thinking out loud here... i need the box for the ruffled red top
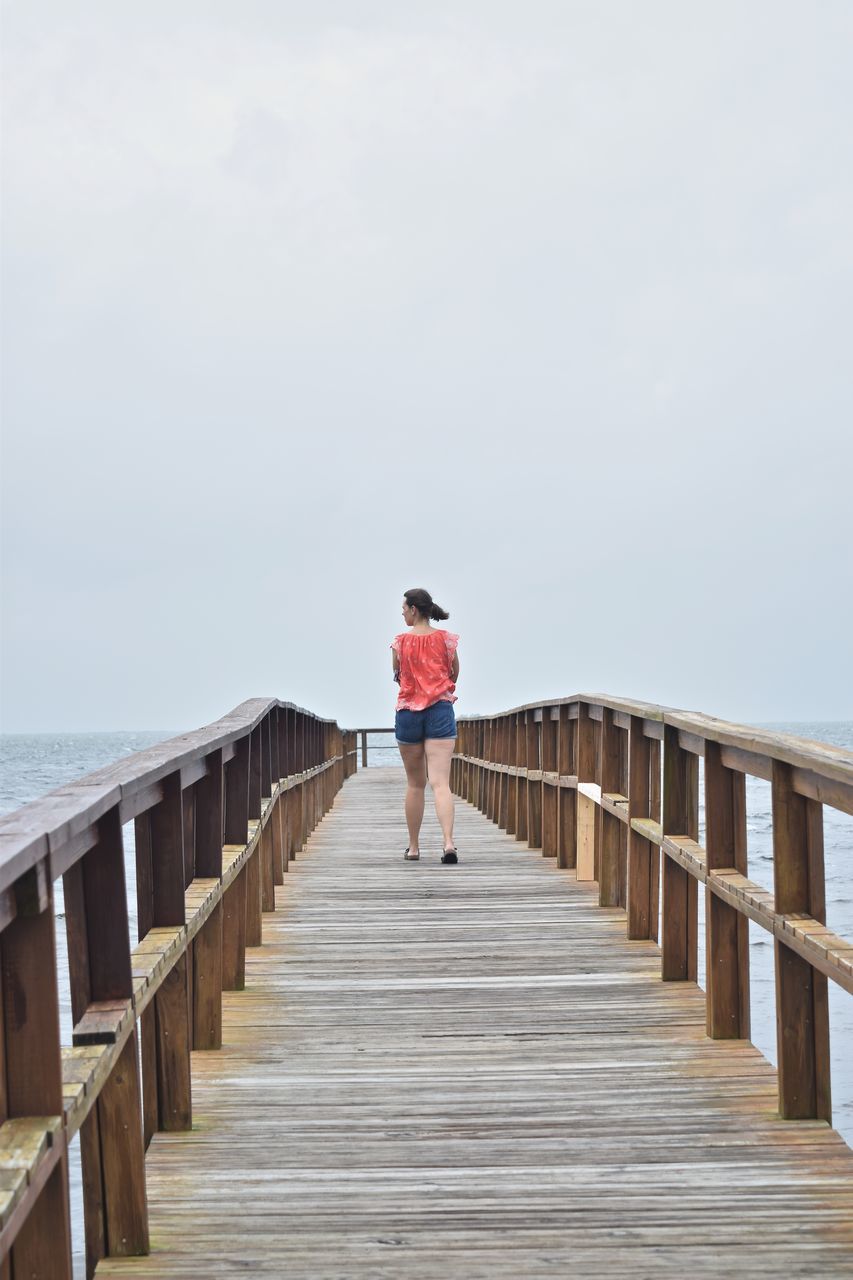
[392,630,459,711]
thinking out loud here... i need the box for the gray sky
[2,1,851,733]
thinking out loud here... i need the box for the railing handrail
[346,727,396,768]
[456,693,853,793]
[0,697,342,894]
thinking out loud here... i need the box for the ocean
[1,723,851,1274]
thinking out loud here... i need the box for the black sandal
[441,849,458,864]
[403,847,420,861]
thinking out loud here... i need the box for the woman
[391,587,460,863]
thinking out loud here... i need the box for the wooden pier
[1,696,852,1276]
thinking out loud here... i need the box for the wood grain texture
[97,1030,148,1256]
[96,769,853,1279]
[661,726,698,982]
[154,952,191,1132]
[192,902,223,1050]
[705,742,750,1039]
[772,763,831,1121]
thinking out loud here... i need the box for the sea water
[1,724,851,1274]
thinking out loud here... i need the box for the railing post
[772,761,831,1120]
[505,716,517,834]
[293,713,305,853]
[473,721,482,812]
[526,711,542,849]
[271,715,286,887]
[222,734,249,992]
[576,702,597,881]
[515,713,529,842]
[495,717,506,830]
[481,721,494,819]
[661,726,698,981]
[193,750,224,1050]
[245,725,263,945]
[260,717,276,914]
[598,709,624,905]
[541,708,558,858]
[64,807,148,1269]
[2,863,73,1279]
[281,709,295,863]
[557,704,576,870]
[627,717,656,938]
[704,742,749,1039]
[148,771,191,1132]
[361,731,368,770]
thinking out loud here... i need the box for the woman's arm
[451,653,460,682]
[391,649,400,681]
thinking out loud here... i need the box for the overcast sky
[1,1,851,734]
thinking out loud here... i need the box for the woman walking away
[392,588,460,864]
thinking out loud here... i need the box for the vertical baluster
[309,739,316,833]
[292,713,305,855]
[64,808,148,1270]
[495,717,506,830]
[462,724,467,799]
[557,705,576,870]
[482,721,492,821]
[471,721,479,808]
[598,709,623,904]
[627,718,655,938]
[282,711,294,864]
[541,708,558,858]
[649,736,661,941]
[182,783,195,1044]
[704,742,749,1039]
[245,725,263,945]
[149,772,191,1131]
[516,713,529,842]
[486,720,495,822]
[133,812,157,1146]
[222,735,249,992]
[526,712,542,849]
[259,717,276,913]
[193,750,224,1050]
[772,762,831,1120]
[661,726,698,981]
[269,710,286,886]
[506,716,518,836]
[576,703,596,881]
[2,860,73,1279]
[493,719,502,824]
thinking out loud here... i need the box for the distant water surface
[1,722,851,1274]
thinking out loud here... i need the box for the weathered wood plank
[96,769,853,1279]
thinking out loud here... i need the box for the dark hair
[404,587,449,622]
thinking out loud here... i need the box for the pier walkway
[98,767,853,1279]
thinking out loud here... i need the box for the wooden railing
[349,728,396,768]
[451,695,853,1125]
[0,699,357,1279]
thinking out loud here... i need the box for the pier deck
[97,767,853,1278]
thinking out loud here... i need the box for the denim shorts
[395,700,457,745]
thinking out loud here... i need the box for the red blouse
[392,630,459,711]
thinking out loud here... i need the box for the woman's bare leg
[398,742,427,852]
[424,738,457,851]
